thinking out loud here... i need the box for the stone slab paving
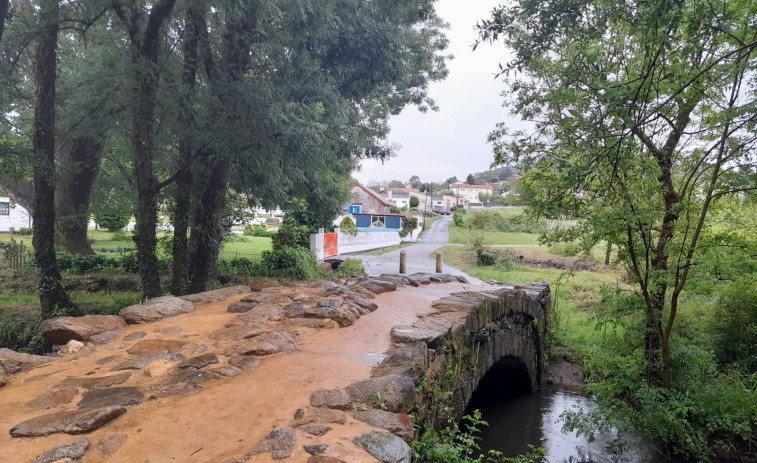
[0,275,499,463]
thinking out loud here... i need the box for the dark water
[465,385,679,463]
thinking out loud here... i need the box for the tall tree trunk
[55,137,104,255]
[188,155,229,293]
[132,65,161,298]
[604,242,612,265]
[32,0,75,318]
[187,8,256,292]
[114,0,178,299]
[171,2,205,294]
[0,0,9,44]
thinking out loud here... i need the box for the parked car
[433,208,450,215]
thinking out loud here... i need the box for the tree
[31,0,75,317]
[409,196,420,208]
[408,175,421,189]
[478,193,490,206]
[465,174,475,184]
[478,0,757,388]
[112,0,178,298]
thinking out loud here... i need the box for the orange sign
[324,233,338,258]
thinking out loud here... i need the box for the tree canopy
[478,0,757,388]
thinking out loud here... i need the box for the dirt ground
[0,282,474,463]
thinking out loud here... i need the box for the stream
[465,384,679,463]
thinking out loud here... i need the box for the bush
[17,227,33,235]
[261,246,320,280]
[244,225,271,237]
[453,209,465,227]
[333,258,366,277]
[0,310,45,354]
[216,257,261,276]
[709,279,757,373]
[399,217,419,238]
[96,213,130,232]
[56,251,110,274]
[339,216,356,230]
[111,230,130,242]
[271,222,311,250]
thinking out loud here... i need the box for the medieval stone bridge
[0,274,549,463]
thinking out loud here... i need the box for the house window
[349,205,361,214]
[371,216,386,228]
[0,202,9,216]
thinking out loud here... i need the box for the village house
[0,197,32,233]
[450,183,493,207]
[346,183,392,215]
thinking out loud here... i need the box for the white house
[0,197,32,232]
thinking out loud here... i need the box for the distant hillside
[465,165,518,184]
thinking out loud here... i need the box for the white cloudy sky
[354,0,518,185]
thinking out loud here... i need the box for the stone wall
[350,185,391,214]
[393,281,550,429]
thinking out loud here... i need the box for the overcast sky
[353,0,517,186]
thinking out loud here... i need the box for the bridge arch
[405,282,550,429]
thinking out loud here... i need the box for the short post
[435,251,443,273]
[467,226,471,245]
[399,250,407,274]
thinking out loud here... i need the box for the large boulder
[41,315,127,345]
[10,405,127,437]
[353,433,411,463]
[119,296,194,324]
[345,376,415,413]
[0,348,53,375]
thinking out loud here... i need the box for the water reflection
[465,386,677,463]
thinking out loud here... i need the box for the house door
[324,232,338,258]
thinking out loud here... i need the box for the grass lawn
[448,225,543,246]
[219,236,272,260]
[440,245,627,361]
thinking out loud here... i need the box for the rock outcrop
[40,315,127,345]
[119,296,194,324]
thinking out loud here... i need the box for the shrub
[333,258,366,277]
[111,230,130,242]
[453,210,465,227]
[96,213,130,232]
[709,279,757,373]
[243,225,270,237]
[0,310,45,354]
[261,246,320,280]
[216,257,261,276]
[271,222,311,250]
[17,227,32,235]
[56,251,110,274]
[399,217,419,238]
[339,216,356,230]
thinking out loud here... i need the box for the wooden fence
[0,238,28,270]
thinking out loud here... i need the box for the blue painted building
[354,213,406,232]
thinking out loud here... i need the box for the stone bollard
[399,250,407,274]
[435,251,443,273]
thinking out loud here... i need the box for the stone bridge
[0,274,549,463]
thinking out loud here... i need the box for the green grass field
[448,226,543,245]
[219,236,272,260]
[440,245,625,359]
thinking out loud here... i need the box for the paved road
[349,216,486,285]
